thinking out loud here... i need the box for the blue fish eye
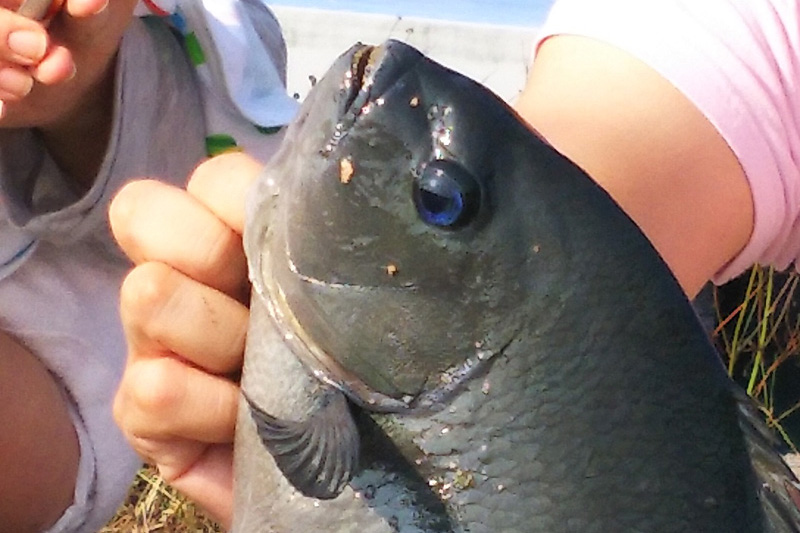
[413,160,480,228]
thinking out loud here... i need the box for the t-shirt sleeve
[536,0,800,283]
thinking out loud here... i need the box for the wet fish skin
[234,40,800,532]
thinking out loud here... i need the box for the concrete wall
[270,6,541,104]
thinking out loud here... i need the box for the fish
[232,39,800,532]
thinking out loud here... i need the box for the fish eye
[413,160,480,228]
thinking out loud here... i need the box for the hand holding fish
[109,152,263,528]
[227,39,799,532]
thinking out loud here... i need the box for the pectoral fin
[244,389,360,499]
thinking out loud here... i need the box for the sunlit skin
[517,36,753,299]
[0,0,138,530]
[110,35,755,527]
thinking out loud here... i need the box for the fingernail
[93,0,109,16]
[0,67,33,98]
[8,30,47,63]
[0,100,6,121]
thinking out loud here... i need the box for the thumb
[63,0,107,17]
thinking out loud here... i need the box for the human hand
[0,0,140,190]
[109,152,263,528]
[0,0,131,123]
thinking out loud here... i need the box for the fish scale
[233,40,800,532]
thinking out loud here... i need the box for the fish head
[245,40,572,412]
[237,40,800,533]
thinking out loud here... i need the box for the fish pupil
[413,160,480,228]
[418,187,464,226]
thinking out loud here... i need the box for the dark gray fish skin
[233,39,800,532]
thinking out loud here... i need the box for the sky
[269,0,555,28]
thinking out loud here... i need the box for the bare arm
[0,330,79,532]
[515,35,754,298]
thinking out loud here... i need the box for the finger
[110,179,249,300]
[127,436,207,480]
[62,0,106,18]
[164,443,234,530]
[122,439,234,529]
[1,13,48,65]
[0,63,32,99]
[114,355,239,443]
[186,151,264,235]
[120,261,248,374]
[29,42,73,84]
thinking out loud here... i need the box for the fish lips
[288,40,427,161]
[334,40,427,131]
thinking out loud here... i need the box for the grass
[100,266,800,531]
[101,466,223,533]
[713,265,800,451]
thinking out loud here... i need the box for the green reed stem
[728,266,759,376]
[747,266,774,396]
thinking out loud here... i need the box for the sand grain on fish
[340,158,354,184]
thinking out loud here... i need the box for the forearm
[0,330,79,532]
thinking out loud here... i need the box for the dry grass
[101,466,223,533]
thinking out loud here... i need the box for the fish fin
[244,389,360,500]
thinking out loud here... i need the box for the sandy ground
[271,5,540,104]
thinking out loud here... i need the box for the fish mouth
[341,45,377,115]
[331,41,424,142]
